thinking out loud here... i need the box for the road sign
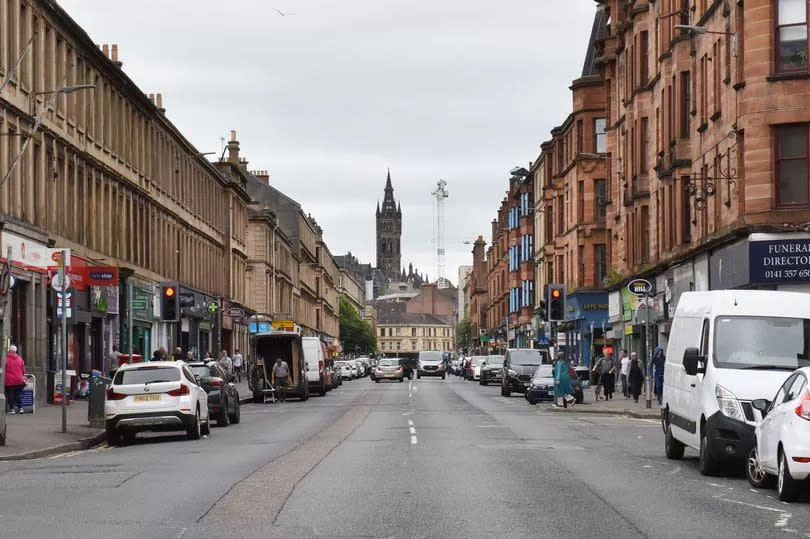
[227,307,245,319]
[51,273,71,292]
[627,278,653,297]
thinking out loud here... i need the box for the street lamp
[675,25,737,55]
[1,84,96,188]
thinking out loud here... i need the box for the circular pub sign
[227,307,245,320]
[627,278,653,297]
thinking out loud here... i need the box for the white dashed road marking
[411,435,418,445]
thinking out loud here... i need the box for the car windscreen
[114,366,181,385]
[509,350,542,365]
[190,366,212,379]
[714,316,810,370]
[471,357,488,366]
[419,351,444,362]
[379,360,399,367]
[533,365,554,378]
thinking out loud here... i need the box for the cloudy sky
[60,0,596,284]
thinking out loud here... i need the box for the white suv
[105,361,210,445]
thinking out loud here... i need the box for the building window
[775,124,809,207]
[640,31,650,85]
[395,327,401,336]
[640,117,649,172]
[594,244,607,285]
[680,71,691,137]
[396,342,401,351]
[577,180,584,222]
[594,118,607,153]
[578,245,585,286]
[776,0,808,73]
[641,206,650,263]
[576,119,584,153]
[556,195,564,233]
[411,340,416,350]
[595,179,606,219]
[411,328,416,337]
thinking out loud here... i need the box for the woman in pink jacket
[5,345,25,414]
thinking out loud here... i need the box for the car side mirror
[682,347,704,376]
[503,360,508,367]
[752,399,770,415]
[194,374,202,385]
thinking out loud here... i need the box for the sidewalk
[550,387,662,419]
[0,400,103,461]
[0,379,254,461]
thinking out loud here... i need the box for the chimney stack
[238,157,249,171]
[250,170,270,185]
[148,93,155,105]
[156,93,165,113]
[227,130,240,165]
[102,44,109,58]
[111,44,122,67]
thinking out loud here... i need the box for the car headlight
[508,369,518,378]
[715,384,745,422]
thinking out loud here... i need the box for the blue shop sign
[750,239,810,284]
[249,322,272,334]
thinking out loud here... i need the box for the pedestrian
[629,352,644,403]
[173,347,183,362]
[652,346,665,405]
[109,345,121,378]
[218,350,233,379]
[233,349,243,383]
[5,345,25,414]
[185,351,194,362]
[152,348,164,362]
[271,357,290,402]
[591,355,603,400]
[599,353,617,400]
[553,352,575,408]
[619,349,630,398]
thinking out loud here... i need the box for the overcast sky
[59,0,596,285]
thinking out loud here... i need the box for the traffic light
[160,283,179,322]
[547,284,566,321]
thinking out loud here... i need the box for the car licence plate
[547,391,555,396]
[134,394,161,402]
[384,374,395,378]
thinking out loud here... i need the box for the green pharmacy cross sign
[207,301,219,314]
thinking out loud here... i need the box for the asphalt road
[2,375,810,538]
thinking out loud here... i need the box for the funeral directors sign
[750,238,810,284]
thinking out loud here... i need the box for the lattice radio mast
[432,179,449,288]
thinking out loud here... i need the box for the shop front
[178,287,217,360]
[561,292,609,367]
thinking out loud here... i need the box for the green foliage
[602,267,626,289]
[339,296,377,355]
[456,316,472,352]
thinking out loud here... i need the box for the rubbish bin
[88,375,111,428]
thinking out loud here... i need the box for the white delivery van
[662,290,810,475]
[302,337,327,396]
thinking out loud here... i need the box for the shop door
[90,318,103,372]
[200,331,210,359]
[133,326,151,359]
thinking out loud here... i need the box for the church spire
[385,168,392,191]
[381,169,396,213]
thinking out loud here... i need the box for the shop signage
[227,307,245,319]
[1,231,70,270]
[207,301,219,314]
[179,292,195,308]
[249,322,272,334]
[582,303,609,310]
[627,278,654,297]
[272,319,295,331]
[131,287,152,320]
[749,238,810,284]
[87,267,119,286]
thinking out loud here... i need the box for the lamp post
[1,84,95,189]
[675,24,737,55]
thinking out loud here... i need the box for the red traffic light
[164,287,175,297]
[551,289,561,299]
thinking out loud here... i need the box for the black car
[501,349,547,396]
[189,361,241,426]
[479,356,505,386]
[525,364,585,405]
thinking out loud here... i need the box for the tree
[456,316,472,354]
[339,296,377,355]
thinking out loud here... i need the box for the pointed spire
[385,168,392,190]
[408,262,413,275]
[381,169,396,213]
[376,200,380,216]
[397,201,401,215]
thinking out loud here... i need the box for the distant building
[457,265,472,318]
[376,169,402,283]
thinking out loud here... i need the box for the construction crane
[432,179,449,288]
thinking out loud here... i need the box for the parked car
[417,351,446,379]
[105,361,211,445]
[479,356,505,385]
[747,367,810,501]
[466,356,488,381]
[374,358,405,382]
[501,349,547,397]
[303,336,328,396]
[662,290,806,476]
[336,360,354,380]
[525,365,556,404]
[189,361,241,426]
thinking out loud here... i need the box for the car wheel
[218,401,230,427]
[106,425,121,446]
[229,401,241,424]
[503,386,511,397]
[664,414,685,460]
[187,409,202,440]
[201,418,211,436]
[320,383,326,397]
[575,390,584,404]
[122,431,136,444]
[442,374,446,380]
[527,397,537,405]
[481,380,487,386]
[399,378,404,383]
[417,374,421,379]
[746,444,774,489]
[778,449,802,502]
[698,426,718,476]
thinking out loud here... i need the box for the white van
[662,290,810,475]
[302,337,327,396]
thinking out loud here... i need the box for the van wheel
[778,449,802,502]
[746,444,774,488]
[664,416,685,460]
[699,427,718,475]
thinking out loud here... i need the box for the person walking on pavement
[619,349,630,398]
[652,347,666,405]
[109,345,121,378]
[271,357,290,402]
[5,345,25,414]
[232,349,244,383]
[173,347,183,362]
[591,354,603,400]
[553,352,574,408]
[185,351,194,362]
[598,353,617,400]
[629,352,645,403]
[218,350,233,379]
